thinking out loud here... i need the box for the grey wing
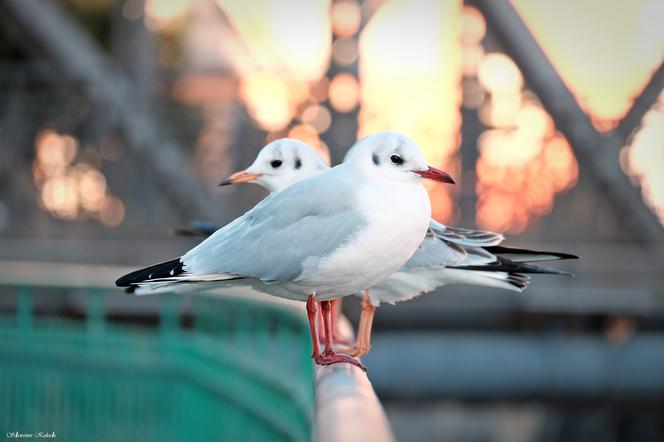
[182,170,366,282]
[428,219,504,247]
[403,234,496,271]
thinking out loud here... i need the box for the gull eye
[390,155,404,165]
[270,159,283,168]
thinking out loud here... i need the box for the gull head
[344,131,456,185]
[219,138,329,193]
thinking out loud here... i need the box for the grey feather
[428,220,504,247]
[182,167,367,283]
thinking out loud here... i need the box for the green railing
[0,284,314,442]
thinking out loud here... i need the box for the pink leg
[318,307,327,343]
[329,299,337,342]
[330,299,352,346]
[306,295,321,359]
[350,290,376,357]
[321,300,335,356]
[314,300,366,372]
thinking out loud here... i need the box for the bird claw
[349,344,371,358]
[314,353,367,372]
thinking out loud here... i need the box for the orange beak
[219,170,263,186]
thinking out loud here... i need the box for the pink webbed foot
[314,353,367,372]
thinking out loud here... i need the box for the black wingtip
[450,257,575,277]
[116,258,184,287]
[484,245,579,261]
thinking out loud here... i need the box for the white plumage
[117,133,446,302]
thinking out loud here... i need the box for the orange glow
[424,175,457,222]
[41,175,79,220]
[461,6,486,45]
[621,91,664,224]
[99,196,126,227]
[313,141,332,167]
[217,0,331,82]
[516,100,553,137]
[77,166,108,212]
[35,129,78,177]
[145,0,189,30]
[33,128,125,226]
[329,73,360,113]
[460,6,486,79]
[332,1,362,38]
[240,72,294,131]
[461,44,485,77]
[286,125,332,166]
[512,0,664,130]
[478,53,523,95]
[309,77,330,103]
[476,130,577,233]
[472,47,578,232]
[215,0,332,131]
[478,93,521,128]
[288,124,320,146]
[359,0,462,222]
[300,104,332,133]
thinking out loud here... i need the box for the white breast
[300,179,431,300]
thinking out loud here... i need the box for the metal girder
[475,0,664,243]
[0,0,218,221]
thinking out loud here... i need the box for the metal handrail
[315,363,394,442]
[313,312,394,442]
[1,263,397,441]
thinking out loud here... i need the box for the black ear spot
[372,153,380,165]
[295,158,302,169]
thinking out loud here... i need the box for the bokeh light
[461,6,579,233]
[240,72,294,131]
[332,38,359,66]
[461,5,486,46]
[473,52,578,233]
[216,0,332,131]
[478,53,524,96]
[460,6,487,105]
[41,175,79,220]
[300,104,332,133]
[331,1,362,38]
[33,128,124,226]
[329,73,360,113]
[288,124,320,147]
[99,196,126,227]
[287,124,331,166]
[145,0,189,30]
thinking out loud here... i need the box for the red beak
[413,166,456,184]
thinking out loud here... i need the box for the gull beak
[412,166,456,184]
[219,170,263,186]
